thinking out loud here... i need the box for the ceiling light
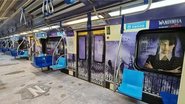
[17,25,60,35]
[39,25,60,31]
[51,25,60,29]
[20,32,27,35]
[63,15,104,25]
[40,27,50,31]
[109,0,185,17]
[0,17,8,20]
[33,29,40,32]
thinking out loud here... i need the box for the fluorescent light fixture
[51,25,60,29]
[13,34,19,36]
[33,29,40,32]
[20,32,27,35]
[39,25,60,31]
[63,15,104,25]
[109,0,185,17]
[17,25,60,35]
[0,17,8,20]
[20,31,32,35]
[26,31,33,34]
[40,27,50,31]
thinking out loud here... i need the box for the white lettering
[158,19,182,25]
[27,85,45,97]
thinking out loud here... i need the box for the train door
[77,29,105,86]
[77,32,88,80]
[90,30,105,86]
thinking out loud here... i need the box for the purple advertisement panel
[94,36,104,62]
[121,32,136,69]
[50,32,57,37]
[105,32,136,81]
[47,29,65,37]
[65,27,75,37]
[150,17,185,29]
[47,29,58,37]
[105,41,119,75]
[66,30,74,37]
[78,36,86,60]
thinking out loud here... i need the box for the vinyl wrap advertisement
[90,34,105,85]
[66,29,76,71]
[105,17,185,95]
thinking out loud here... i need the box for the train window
[46,41,56,54]
[93,35,104,63]
[135,28,185,75]
[78,36,86,60]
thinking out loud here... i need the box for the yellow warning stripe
[78,30,105,36]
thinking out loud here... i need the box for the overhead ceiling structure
[0,0,167,37]
[0,0,31,36]
[0,0,29,24]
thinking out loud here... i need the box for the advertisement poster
[105,21,149,82]
[137,32,183,75]
[66,37,75,54]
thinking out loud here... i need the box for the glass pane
[94,36,104,62]
[78,36,86,60]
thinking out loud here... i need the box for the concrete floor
[0,53,144,104]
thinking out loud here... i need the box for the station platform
[0,53,146,104]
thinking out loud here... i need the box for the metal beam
[1,0,17,17]
[0,17,8,20]
[45,2,85,19]
[0,0,33,29]
[0,0,7,15]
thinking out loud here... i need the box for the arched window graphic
[135,28,185,76]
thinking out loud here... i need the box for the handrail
[20,8,27,25]
[42,0,45,15]
[28,41,35,56]
[29,41,35,51]
[5,40,9,49]
[113,0,153,91]
[0,0,32,29]
[55,54,66,64]
[16,38,25,56]
[10,40,14,49]
[42,0,54,16]
[49,0,54,14]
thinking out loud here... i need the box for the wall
[178,53,185,104]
